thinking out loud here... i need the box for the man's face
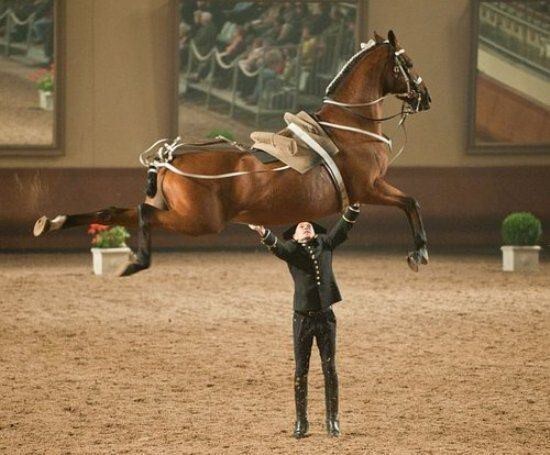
[293,222,315,243]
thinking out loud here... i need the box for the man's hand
[248,224,266,236]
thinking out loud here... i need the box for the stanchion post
[255,65,264,128]
[293,44,302,113]
[25,13,35,56]
[5,12,12,57]
[230,62,238,118]
[205,52,215,108]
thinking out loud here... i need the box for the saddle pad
[250,111,339,174]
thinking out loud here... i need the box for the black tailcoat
[260,206,360,312]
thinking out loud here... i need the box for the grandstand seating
[179,3,357,127]
[479,1,549,77]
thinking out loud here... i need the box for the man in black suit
[249,204,360,438]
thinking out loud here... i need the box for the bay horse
[34,31,431,276]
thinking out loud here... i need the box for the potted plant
[88,224,132,276]
[29,66,54,111]
[501,212,542,272]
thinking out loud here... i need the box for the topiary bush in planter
[501,212,542,272]
[501,212,542,246]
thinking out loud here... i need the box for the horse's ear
[388,30,398,47]
[374,31,385,44]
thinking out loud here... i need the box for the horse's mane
[325,39,387,96]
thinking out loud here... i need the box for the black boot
[326,417,340,437]
[324,370,340,437]
[293,374,309,439]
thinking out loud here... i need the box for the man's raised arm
[325,204,361,249]
[249,224,294,261]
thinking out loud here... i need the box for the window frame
[468,0,550,155]
[0,0,65,157]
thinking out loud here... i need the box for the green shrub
[206,129,235,141]
[89,225,130,248]
[501,212,542,246]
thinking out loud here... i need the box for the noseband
[393,48,424,113]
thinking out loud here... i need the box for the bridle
[319,40,425,165]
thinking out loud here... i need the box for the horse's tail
[145,166,157,198]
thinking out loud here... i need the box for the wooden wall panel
[2,167,548,251]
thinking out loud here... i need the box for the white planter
[501,246,541,272]
[91,247,132,276]
[38,90,54,111]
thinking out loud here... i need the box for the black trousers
[293,308,338,420]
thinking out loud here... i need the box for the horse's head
[377,30,431,112]
[325,30,431,113]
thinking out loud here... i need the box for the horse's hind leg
[33,206,138,236]
[35,203,161,277]
[118,203,154,277]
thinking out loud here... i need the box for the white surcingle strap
[139,137,290,179]
[317,121,393,148]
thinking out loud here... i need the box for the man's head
[293,222,315,243]
[283,221,326,241]
[200,11,212,26]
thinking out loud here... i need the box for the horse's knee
[96,206,128,223]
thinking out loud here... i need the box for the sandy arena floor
[0,251,548,454]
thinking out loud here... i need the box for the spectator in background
[250,2,281,37]
[193,0,224,29]
[276,2,306,45]
[244,47,284,105]
[237,37,267,98]
[187,11,217,81]
[178,21,192,68]
[300,25,318,69]
[193,11,217,56]
[217,20,238,48]
[280,25,317,91]
[219,25,246,64]
[310,2,331,36]
[30,0,53,44]
[262,16,283,45]
[322,7,344,38]
[238,36,266,73]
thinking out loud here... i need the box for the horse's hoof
[117,261,146,277]
[407,253,419,272]
[420,247,429,265]
[33,216,51,237]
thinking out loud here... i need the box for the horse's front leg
[362,178,429,272]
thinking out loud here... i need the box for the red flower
[87,224,109,235]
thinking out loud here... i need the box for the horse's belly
[232,166,340,225]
